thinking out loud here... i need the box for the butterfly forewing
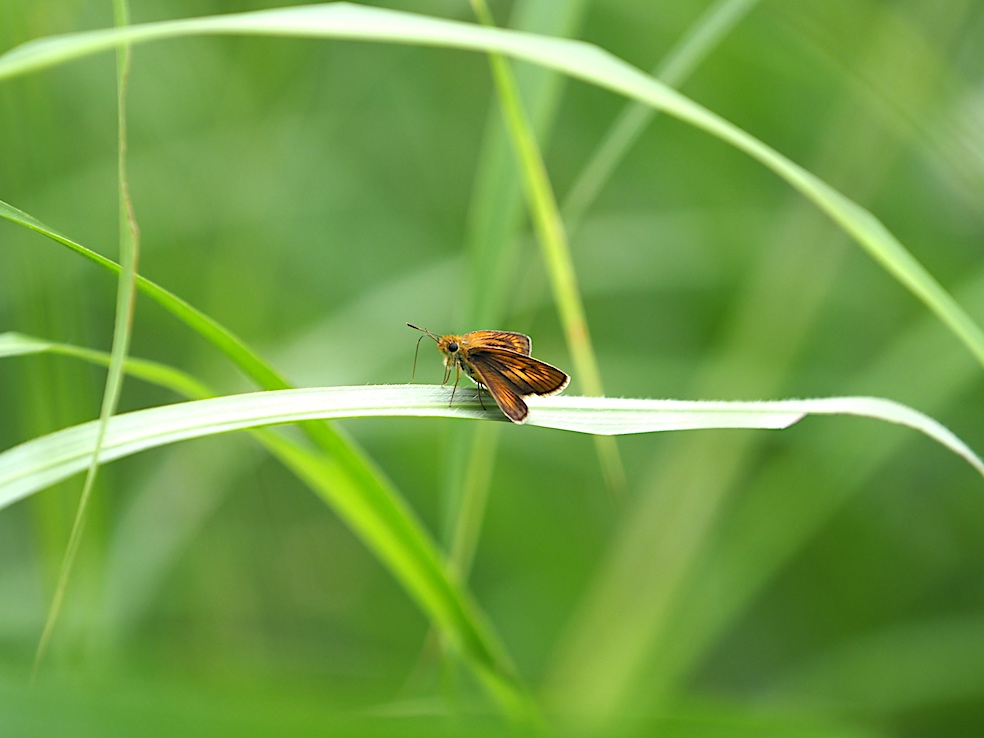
[461,330,532,356]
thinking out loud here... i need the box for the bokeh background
[2,0,984,735]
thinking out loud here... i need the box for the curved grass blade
[0,199,287,392]
[446,0,590,596]
[468,0,625,495]
[562,0,760,226]
[444,0,758,598]
[1,3,979,369]
[643,273,984,712]
[0,336,534,722]
[31,1,141,681]
[2,386,979,516]
[0,332,211,399]
[0,201,422,686]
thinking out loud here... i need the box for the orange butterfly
[408,324,570,424]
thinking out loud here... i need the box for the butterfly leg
[448,363,460,408]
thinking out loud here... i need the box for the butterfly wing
[469,363,530,423]
[474,350,570,396]
[467,349,570,424]
[461,330,532,356]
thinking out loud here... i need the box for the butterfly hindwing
[470,363,530,423]
[467,348,569,423]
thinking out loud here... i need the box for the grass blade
[1,3,978,369]
[446,0,588,596]
[469,0,625,495]
[0,199,287,391]
[30,1,140,680]
[0,335,534,721]
[562,0,760,226]
[2,386,979,514]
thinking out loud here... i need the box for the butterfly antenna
[406,323,438,340]
[407,323,440,382]
[410,334,427,382]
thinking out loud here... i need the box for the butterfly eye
[447,341,458,353]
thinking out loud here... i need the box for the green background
[2,0,983,735]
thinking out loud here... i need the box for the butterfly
[407,324,570,424]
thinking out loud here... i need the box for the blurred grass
[0,212,536,720]
[1,0,983,735]
[29,0,140,682]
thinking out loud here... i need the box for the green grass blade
[0,332,211,401]
[2,387,979,514]
[0,204,418,610]
[469,0,625,495]
[462,0,586,330]
[0,199,288,391]
[443,0,590,656]
[0,202,424,601]
[469,0,602,400]
[447,0,588,586]
[2,3,978,368]
[253,431,536,723]
[562,0,760,226]
[31,2,140,680]
[633,271,984,708]
[0,335,534,721]
[0,192,538,714]
[1,195,537,716]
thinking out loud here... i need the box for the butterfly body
[408,325,569,424]
[435,330,530,386]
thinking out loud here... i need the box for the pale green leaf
[2,386,980,516]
